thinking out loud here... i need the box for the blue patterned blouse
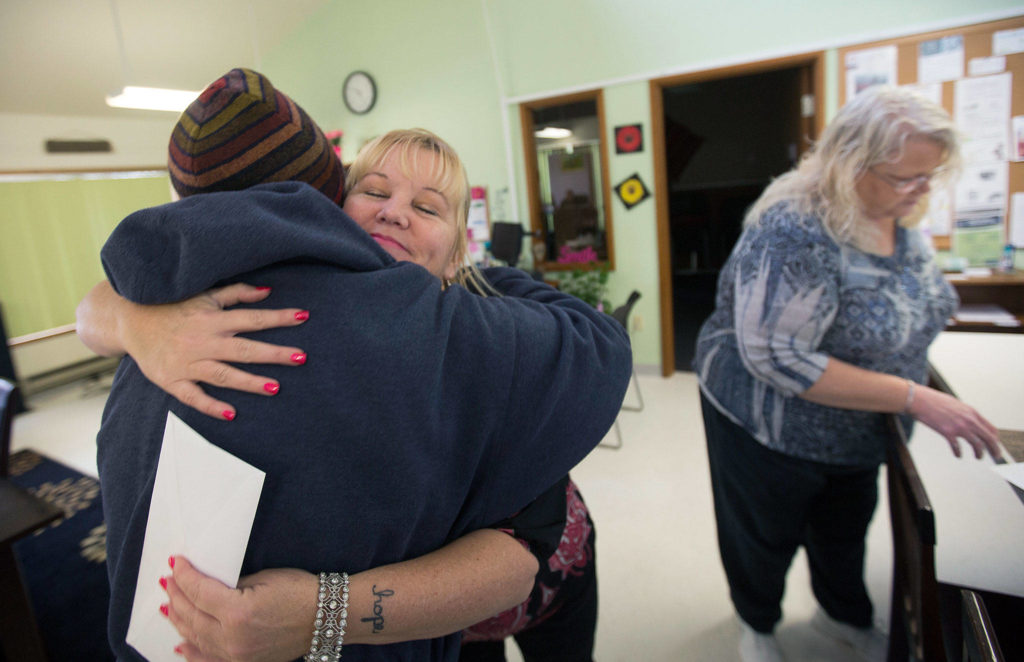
[694,202,958,466]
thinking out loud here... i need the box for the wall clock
[342,71,377,115]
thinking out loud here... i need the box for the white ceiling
[0,0,330,119]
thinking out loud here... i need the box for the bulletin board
[839,14,1024,255]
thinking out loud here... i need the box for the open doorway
[650,54,824,374]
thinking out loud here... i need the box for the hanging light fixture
[534,126,573,139]
[105,0,199,112]
[105,86,201,112]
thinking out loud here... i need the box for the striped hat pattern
[168,68,344,204]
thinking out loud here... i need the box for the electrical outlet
[632,314,643,332]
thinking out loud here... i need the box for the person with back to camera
[693,85,1003,662]
[77,69,630,661]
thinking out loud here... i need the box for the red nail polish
[294,310,310,321]
[174,644,183,655]
[264,382,280,395]
[159,576,168,590]
[255,286,272,291]
[168,555,175,569]
[291,352,307,365]
[222,410,236,421]
[160,604,169,617]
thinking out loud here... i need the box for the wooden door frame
[649,51,826,376]
[518,88,616,272]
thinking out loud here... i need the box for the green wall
[0,176,171,338]
[262,0,508,190]
[6,1,1019,366]
[259,0,1021,369]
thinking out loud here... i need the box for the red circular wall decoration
[615,124,643,154]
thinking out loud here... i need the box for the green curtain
[0,174,170,338]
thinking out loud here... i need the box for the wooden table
[915,331,1024,655]
[1000,429,1024,463]
[945,270,1024,333]
[905,426,1024,598]
[920,333,1024,593]
[0,478,63,661]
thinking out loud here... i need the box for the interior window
[520,91,614,270]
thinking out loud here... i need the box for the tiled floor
[11,369,892,661]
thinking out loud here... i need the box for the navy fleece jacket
[97,182,631,661]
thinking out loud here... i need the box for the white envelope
[992,461,1024,491]
[126,411,265,661]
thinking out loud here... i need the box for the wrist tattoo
[362,584,394,634]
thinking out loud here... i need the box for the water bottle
[1000,244,1015,272]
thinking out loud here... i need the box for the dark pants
[459,526,598,662]
[701,393,878,633]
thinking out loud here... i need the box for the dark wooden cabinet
[946,270,1024,333]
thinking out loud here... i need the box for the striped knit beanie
[168,68,344,204]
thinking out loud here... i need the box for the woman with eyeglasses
[693,85,1002,662]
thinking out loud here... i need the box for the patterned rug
[5,449,114,661]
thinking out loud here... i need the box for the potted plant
[556,245,611,311]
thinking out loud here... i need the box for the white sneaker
[738,617,786,662]
[811,608,887,661]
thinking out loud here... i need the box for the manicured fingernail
[160,604,169,617]
[291,352,307,365]
[168,555,175,569]
[222,410,236,421]
[255,286,272,291]
[174,645,183,655]
[264,382,280,395]
[295,310,310,321]
[159,576,168,590]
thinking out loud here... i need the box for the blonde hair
[345,128,493,293]
[745,85,960,250]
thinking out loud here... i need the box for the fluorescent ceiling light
[535,126,572,139]
[105,86,200,112]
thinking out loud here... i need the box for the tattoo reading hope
[362,585,395,634]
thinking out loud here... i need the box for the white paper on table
[992,462,1024,491]
[954,303,1018,325]
[126,412,265,662]
[919,35,964,83]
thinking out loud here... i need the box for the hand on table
[908,385,1003,461]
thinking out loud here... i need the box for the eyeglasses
[869,167,945,194]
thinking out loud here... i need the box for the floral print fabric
[694,202,957,466]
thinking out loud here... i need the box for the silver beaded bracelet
[305,572,349,662]
[903,379,916,413]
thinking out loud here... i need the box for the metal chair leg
[600,418,623,450]
[620,366,644,412]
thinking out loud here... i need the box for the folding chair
[602,291,643,449]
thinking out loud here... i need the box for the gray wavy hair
[745,85,961,250]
